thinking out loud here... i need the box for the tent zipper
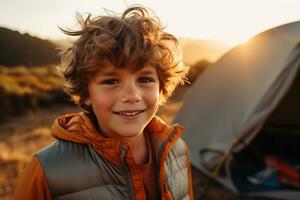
[120,145,134,200]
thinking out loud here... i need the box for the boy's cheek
[147,97,160,112]
[144,90,160,103]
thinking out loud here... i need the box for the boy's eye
[101,79,119,85]
[138,77,155,83]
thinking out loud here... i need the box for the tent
[173,21,300,200]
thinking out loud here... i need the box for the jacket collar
[51,111,184,166]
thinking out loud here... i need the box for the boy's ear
[84,97,91,106]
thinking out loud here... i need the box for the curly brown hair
[59,6,188,110]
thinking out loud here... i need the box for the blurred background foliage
[0,65,70,122]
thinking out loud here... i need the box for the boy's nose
[120,82,141,104]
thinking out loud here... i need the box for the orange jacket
[14,112,193,200]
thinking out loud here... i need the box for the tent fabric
[173,21,300,199]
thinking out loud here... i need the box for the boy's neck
[123,131,149,165]
[87,111,149,164]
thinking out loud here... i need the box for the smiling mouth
[113,110,145,117]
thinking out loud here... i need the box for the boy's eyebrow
[138,69,157,75]
[95,70,118,77]
[94,68,156,77]
[101,71,118,76]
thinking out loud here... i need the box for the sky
[1,0,300,46]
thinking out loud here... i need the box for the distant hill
[180,38,230,66]
[0,27,60,67]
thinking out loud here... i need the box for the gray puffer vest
[36,127,192,200]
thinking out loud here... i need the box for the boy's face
[85,62,160,139]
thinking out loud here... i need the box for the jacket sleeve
[13,156,52,200]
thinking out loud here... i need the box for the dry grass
[0,105,80,199]
[0,65,63,95]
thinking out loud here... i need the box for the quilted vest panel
[36,140,129,200]
[164,138,191,200]
[36,137,191,200]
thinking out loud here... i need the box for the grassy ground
[0,105,80,199]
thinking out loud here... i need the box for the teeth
[119,111,139,116]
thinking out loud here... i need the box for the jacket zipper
[157,127,178,194]
[120,146,134,200]
[157,127,178,175]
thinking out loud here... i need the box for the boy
[14,6,193,200]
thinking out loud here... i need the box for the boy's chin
[114,128,145,139]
